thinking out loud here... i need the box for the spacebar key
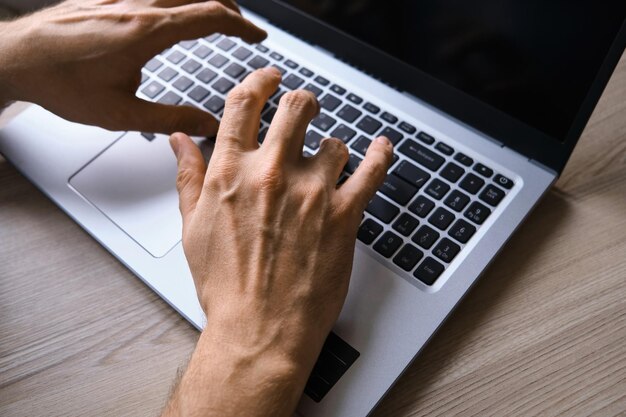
[366,194,400,224]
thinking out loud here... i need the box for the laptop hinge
[528,158,558,176]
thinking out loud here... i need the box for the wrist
[0,21,29,105]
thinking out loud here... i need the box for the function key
[435,142,454,156]
[479,184,505,206]
[363,102,380,114]
[356,116,382,135]
[464,201,491,225]
[285,59,299,69]
[381,112,398,124]
[347,93,363,104]
[416,131,435,145]
[440,162,465,183]
[433,238,460,263]
[399,122,416,134]
[232,46,253,61]
[414,257,445,285]
[357,219,383,244]
[337,104,363,123]
[247,55,270,69]
[270,51,284,61]
[320,94,342,111]
[379,127,403,145]
[409,195,435,218]
[393,213,420,236]
[428,207,455,230]
[366,194,400,224]
[448,219,476,244]
[393,244,424,271]
[314,75,330,85]
[299,67,314,77]
[331,84,347,95]
[373,232,403,258]
[412,225,439,249]
[454,152,474,167]
[216,37,236,51]
[494,174,514,189]
[473,163,494,178]
[459,173,485,195]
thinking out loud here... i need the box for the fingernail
[376,136,391,146]
[169,135,180,157]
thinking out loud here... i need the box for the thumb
[170,132,206,224]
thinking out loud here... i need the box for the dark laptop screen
[277,0,626,142]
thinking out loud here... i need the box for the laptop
[1,1,625,415]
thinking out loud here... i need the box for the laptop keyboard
[138,34,516,288]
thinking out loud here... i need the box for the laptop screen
[276,0,626,143]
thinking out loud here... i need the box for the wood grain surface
[1,54,625,417]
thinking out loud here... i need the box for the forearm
[162,327,313,417]
[0,20,27,107]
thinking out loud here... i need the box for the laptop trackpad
[69,132,213,258]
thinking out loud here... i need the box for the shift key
[399,139,445,171]
[366,194,400,224]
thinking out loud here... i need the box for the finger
[337,136,394,210]
[153,0,240,14]
[263,90,320,162]
[159,2,266,47]
[114,95,219,136]
[310,138,349,185]
[170,132,207,223]
[217,67,282,152]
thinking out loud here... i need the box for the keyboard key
[144,58,163,72]
[351,136,371,156]
[196,68,218,84]
[248,55,270,69]
[414,257,445,285]
[270,51,284,61]
[379,127,403,145]
[299,67,314,77]
[275,58,294,69]
[428,207,455,230]
[363,102,380,114]
[433,238,460,263]
[188,85,210,102]
[494,174,514,189]
[358,219,383,244]
[399,122,416,134]
[474,163,494,178]
[272,89,286,104]
[448,219,476,244]
[366,194,399,224]
[337,105,362,123]
[398,140,445,171]
[393,244,423,271]
[255,44,269,53]
[435,142,454,156]
[331,84,346,95]
[356,116,382,135]
[206,33,221,43]
[282,74,305,90]
[393,160,430,189]
[454,152,474,167]
[416,131,435,145]
[141,132,155,141]
[179,40,197,50]
[141,80,165,98]
[424,178,450,200]
[173,76,194,92]
[216,37,236,51]
[479,184,505,206]
[344,154,363,174]
[232,46,253,61]
[330,125,356,143]
[258,127,269,144]
[262,107,277,124]
[203,96,225,113]
[304,83,323,97]
[314,75,329,86]
[166,50,185,64]
[181,59,202,74]
[140,72,148,85]
[381,112,398,124]
[393,213,419,236]
[157,91,182,105]
[224,62,246,79]
[459,173,485,194]
[409,195,435,218]
[212,77,235,94]
[208,53,229,68]
[311,113,337,132]
[444,190,470,212]
[412,225,439,249]
[305,130,323,150]
[374,232,403,258]
[464,201,491,225]
[379,174,418,205]
[347,93,363,104]
[440,162,465,183]
[158,67,179,82]
[320,94,342,111]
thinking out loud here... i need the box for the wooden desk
[1,55,625,416]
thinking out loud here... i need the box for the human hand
[0,0,265,135]
[165,67,393,415]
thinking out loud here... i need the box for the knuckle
[323,138,349,159]
[254,163,286,193]
[176,167,197,192]
[205,2,228,18]
[280,90,318,113]
[227,86,263,109]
